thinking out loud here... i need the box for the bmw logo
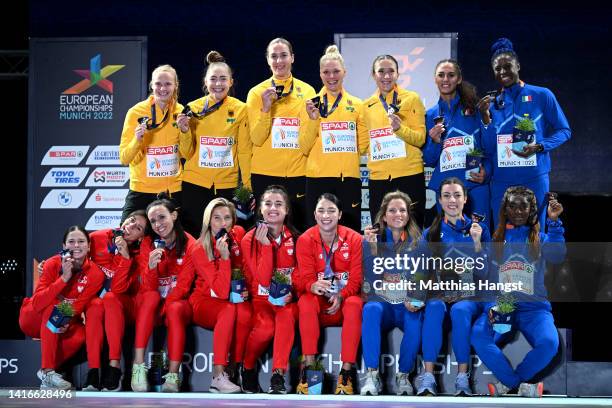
[58,191,72,206]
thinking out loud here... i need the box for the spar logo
[63,54,125,94]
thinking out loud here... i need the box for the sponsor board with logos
[85,166,129,187]
[85,145,121,165]
[40,189,89,209]
[40,167,89,187]
[85,211,122,230]
[41,146,89,165]
[84,189,129,209]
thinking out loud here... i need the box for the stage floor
[1,392,612,407]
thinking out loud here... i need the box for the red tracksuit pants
[243,298,297,371]
[297,293,363,363]
[19,298,86,370]
[85,292,137,368]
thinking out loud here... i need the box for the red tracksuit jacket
[295,225,363,299]
[32,255,105,316]
[241,225,298,299]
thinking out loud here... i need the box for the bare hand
[403,300,423,312]
[476,96,492,125]
[56,323,70,334]
[283,292,293,304]
[326,294,342,315]
[37,259,46,277]
[513,144,539,158]
[547,199,563,221]
[241,289,250,302]
[363,225,378,243]
[488,308,495,325]
[429,123,445,144]
[216,235,230,260]
[388,113,401,132]
[115,236,130,259]
[305,99,320,120]
[148,248,164,269]
[261,87,277,113]
[135,123,147,142]
[254,223,271,246]
[468,164,486,184]
[61,256,74,283]
[176,113,190,133]
[470,222,483,244]
[311,279,331,296]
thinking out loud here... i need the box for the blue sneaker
[454,372,472,396]
[415,372,436,396]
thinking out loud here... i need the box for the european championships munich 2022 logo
[59,54,125,121]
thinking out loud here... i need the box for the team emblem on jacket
[77,285,84,293]
[343,252,349,259]
[177,258,183,265]
[287,248,293,256]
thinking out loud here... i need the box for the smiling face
[205,65,233,101]
[320,59,345,94]
[493,54,520,88]
[121,214,147,244]
[505,194,531,226]
[267,42,294,80]
[383,198,409,231]
[63,230,90,261]
[151,70,177,106]
[315,198,341,234]
[439,183,467,220]
[261,192,287,226]
[147,204,177,240]
[373,58,399,95]
[435,62,462,98]
[209,205,233,236]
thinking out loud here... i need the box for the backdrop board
[27,37,147,294]
[335,33,457,228]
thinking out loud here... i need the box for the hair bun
[325,45,339,55]
[491,38,514,58]
[206,50,225,64]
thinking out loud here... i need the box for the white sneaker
[360,369,382,396]
[395,372,414,396]
[40,370,72,390]
[131,363,149,392]
[488,381,511,397]
[161,372,180,393]
[518,382,543,398]
[210,371,241,394]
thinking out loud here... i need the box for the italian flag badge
[522,95,533,102]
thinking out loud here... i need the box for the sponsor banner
[86,145,121,165]
[85,211,122,230]
[198,136,234,168]
[40,189,89,209]
[85,167,129,187]
[40,167,89,187]
[361,188,369,209]
[320,121,357,154]
[41,146,89,165]
[271,117,300,149]
[146,144,179,177]
[84,189,129,209]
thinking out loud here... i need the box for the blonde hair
[149,64,179,103]
[266,37,294,57]
[198,198,237,260]
[319,44,345,69]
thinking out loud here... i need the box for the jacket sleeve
[541,89,571,152]
[541,219,566,264]
[109,255,133,294]
[394,94,426,148]
[356,103,370,155]
[297,108,320,157]
[166,246,197,303]
[295,234,318,295]
[119,106,145,166]
[195,245,231,300]
[246,87,272,147]
[241,232,275,288]
[72,264,105,316]
[236,108,253,190]
[31,258,67,313]
[340,232,363,299]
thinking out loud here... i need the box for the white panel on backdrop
[86,145,121,165]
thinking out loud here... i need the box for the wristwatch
[534,143,544,153]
